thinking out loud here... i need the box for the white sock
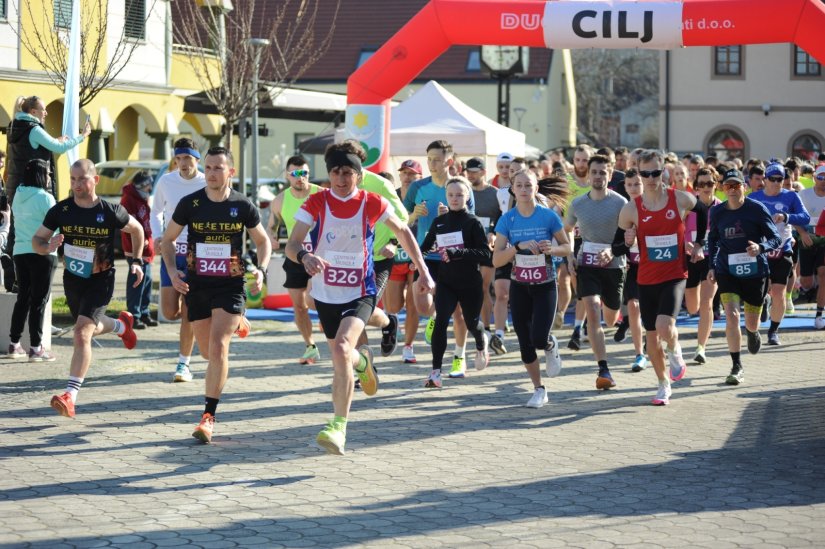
[574,319,583,329]
[113,320,125,335]
[454,343,466,358]
[31,345,42,353]
[179,354,190,365]
[495,329,504,339]
[66,376,84,402]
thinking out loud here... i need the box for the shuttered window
[54,0,72,29]
[125,0,145,40]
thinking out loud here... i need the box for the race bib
[686,230,697,253]
[513,254,549,284]
[478,217,492,234]
[581,242,610,268]
[766,247,784,260]
[301,233,314,253]
[628,243,640,264]
[395,245,411,263]
[645,234,678,262]
[175,242,188,257]
[436,231,464,253]
[64,244,95,279]
[195,243,231,277]
[728,252,758,277]
[323,251,363,287]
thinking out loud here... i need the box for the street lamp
[513,107,527,132]
[247,37,270,206]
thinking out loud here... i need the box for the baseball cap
[399,159,422,174]
[496,152,514,163]
[722,168,745,185]
[764,162,785,180]
[466,157,485,171]
[815,165,825,178]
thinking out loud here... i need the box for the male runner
[286,142,433,455]
[37,159,145,418]
[268,155,322,364]
[150,138,206,382]
[161,147,271,443]
[797,165,825,329]
[708,168,781,385]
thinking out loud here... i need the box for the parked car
[96,160,172,202]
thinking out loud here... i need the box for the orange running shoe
[118,311,137,350]
[235,315,251,338]
[50,393,75,418]
[192,412,215,443]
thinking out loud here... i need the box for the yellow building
[0,0,223,198]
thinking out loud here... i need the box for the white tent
[389,80,527,160]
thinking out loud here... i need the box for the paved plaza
[1,263,824,548]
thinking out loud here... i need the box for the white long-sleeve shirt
[150,170,206,243]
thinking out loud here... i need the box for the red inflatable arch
[346,0,825,173]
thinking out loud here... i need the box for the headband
[174,147,201,160]
[325,150,362,174]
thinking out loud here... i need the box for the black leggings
[510,280,558,364]
[11,253,57,347]
[432,274,485,370]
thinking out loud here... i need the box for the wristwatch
[132,257,144,266]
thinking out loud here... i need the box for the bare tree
[13,0,156,108]
[174,0,341,149]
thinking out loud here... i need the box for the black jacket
[420,209,491,283]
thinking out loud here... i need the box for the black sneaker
[567,330,581,351]
[380,314,398,357]
[140,314,158,327]
[726,363,744,385]
[613,317,629,343]
[132,318,147,330]
[489,334,507,355]
[746,330,762,355]
[767,331,780,346]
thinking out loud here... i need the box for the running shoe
[402,345,417,364]
[316,420,346,455]
[354,345,378,395]
[50,393,75,418]
[192,412,215,443]
[475,332,490,371]
[118,311,137,350]
[767,331,781,346]
[299,345,321,365]
[28,347,56,362]
[815,316,825,330]
[567,330,582,351]
[746,330,762,355]
[631,354,648,372]
[596,366,616,390]
[235,315,251,338]
[667,351,687,381]
[651,382,671,406]
[424,369,442,388]
[525,387,549,408]
[613,317,629,343]
[173,362,193,382]
[726,363,744,385]
[7,343,26,359]
[693,348,706,365]
[785,296,795,314]
[489,334,507,355]
[553,311,565,330]
[380,314,398,357]
[424,316,436,345]
[448,356,466,378]
[545,335,561,378]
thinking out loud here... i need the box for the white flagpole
[62,0,81,166]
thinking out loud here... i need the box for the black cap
[466,157,485,171]
[722,168,744,184]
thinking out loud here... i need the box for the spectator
[120,171,156,329]
[7,159,57,361]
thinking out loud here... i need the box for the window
[54,0,72,29]
[714,46,741,76]
[1,0,7,20]
[357,49,376,69]
[707,128,746,161]
[125,0,146,40]
[793,46,820,77]
[466,50,480,72]
[791,133,822,161]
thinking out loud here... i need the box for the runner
[161,147,271,443]
[466,157,500,341]
[35,159,145,418]
[796,165,825,329]
[286,142,433,455]
[564,154,627,390]
[268,155,322,364]
[150,138,206,382]
[618,150,707,406]
[707,168,782,385]
[684,168,721,363]
[748,162,810,345]
[493,170,571,408]
[420,177,491,387]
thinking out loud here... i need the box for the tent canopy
[389,80,526,158]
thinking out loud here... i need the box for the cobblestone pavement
[1,286,824,547]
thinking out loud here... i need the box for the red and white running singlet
[295,189,390,304]
[635,188,687,285]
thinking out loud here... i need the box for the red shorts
[390,262,414,282]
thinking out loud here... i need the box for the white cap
[496,152,514,163]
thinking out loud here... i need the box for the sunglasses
[767,176,784,183]
[639,169,663,179]
[723,181,743,188]
[696,181,715,188]
[625,169,639,177]
[289,169,309,178]
[816,175,825,181]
